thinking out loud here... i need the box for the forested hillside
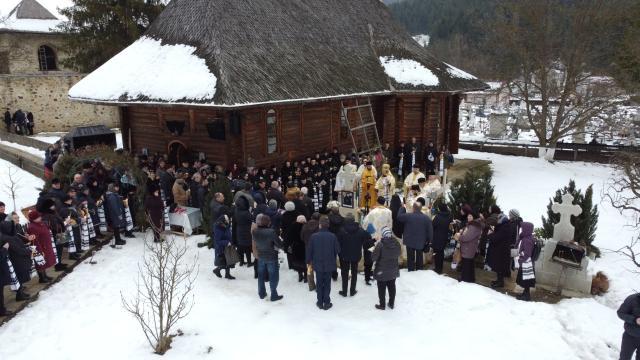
[387,0,497,78]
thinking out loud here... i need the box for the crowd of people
[0,157,141,316]
[0,140,540,315]
[3,108,35,136]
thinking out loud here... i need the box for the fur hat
[284,201,295,212]
[28,210,42,222]
[296,215,307,224]
[509,209,521,219]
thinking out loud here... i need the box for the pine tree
[58,0,165,72]
[541,180,600,257]
[446,164,497,217]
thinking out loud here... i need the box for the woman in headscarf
[26,210,57,283]
[455,212,483,283]
[516,222,536,301]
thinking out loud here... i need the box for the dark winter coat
[431,210,452,251]
[281,212,305,271]
[1,221,32,283]
[234,196,253,247]
[157,169,175,203]
[618,293,640,338]
[397,207,433,250]
[487,216,512,276]
[337,219,370,262]
[144,194,164,230]
[104,191,125,229]
[306,228,340,273]
[0,245,10,287]
[3,111,10,126]
[372,237,401,282]
[300,219,319,248]
[517,222,535,265]
[267,188,284,208]
[389,195,404,238]
[210,200,226,225]
[27,221,56,270]
[328,212,344,235]
[213,218,231,255]
[252,226,282,262]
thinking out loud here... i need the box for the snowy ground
[0,150,636,360]
[0,139,45,159]
[0,158,44,220]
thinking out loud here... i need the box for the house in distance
[69,0,487,167]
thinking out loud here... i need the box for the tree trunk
[538,144,556,161]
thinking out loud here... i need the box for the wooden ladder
[340,98,381,156]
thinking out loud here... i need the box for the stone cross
[551,193,582,243]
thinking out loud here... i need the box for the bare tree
[489,0,631,160]
[122,221,198,355]
[1,165,22,212]
[604,151,640,271]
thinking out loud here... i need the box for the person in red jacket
[27,210,57,283]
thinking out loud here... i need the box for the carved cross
[551,193,582,243]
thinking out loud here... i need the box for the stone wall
[0,32,119,132]
[0,73,119,132]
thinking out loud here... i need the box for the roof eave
[69,88,488,109]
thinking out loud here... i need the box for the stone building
[0,0,118,132]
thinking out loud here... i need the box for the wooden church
[69,0,487,167]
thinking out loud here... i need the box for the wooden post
[573,148,578,161]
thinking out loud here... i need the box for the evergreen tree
[58,0,165,72]
[541,180,600,257]
[446,164,497,217]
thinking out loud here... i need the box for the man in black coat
[424,141,438,176]
[397,202,433,271]
[307,216,340,310]
[267,181,284,209]
[618,293,640,360]
[431,203,452,274]
[104,183,126,246]
[337,213,371,297]
[26,112,34,135]
[3,109,11,132]
[327,205,344,281]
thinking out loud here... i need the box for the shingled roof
[69,0,488,107]
[9,0,57,20]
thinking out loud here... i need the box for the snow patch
[69,37,217,103]
[379,56,439,87]
[412,34,430,47]
[445,62,477,80]
[0,139,45,158]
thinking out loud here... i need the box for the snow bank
[445,62,477,80]
[68,37,217,103]
[379,56,439,87]
[0,139,45,158]
[0,232,624,360]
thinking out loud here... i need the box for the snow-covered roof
[0,0,71,34]
[70,0,488,107]
[69,37,217,103]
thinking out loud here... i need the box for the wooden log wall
[123,93,462,168]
